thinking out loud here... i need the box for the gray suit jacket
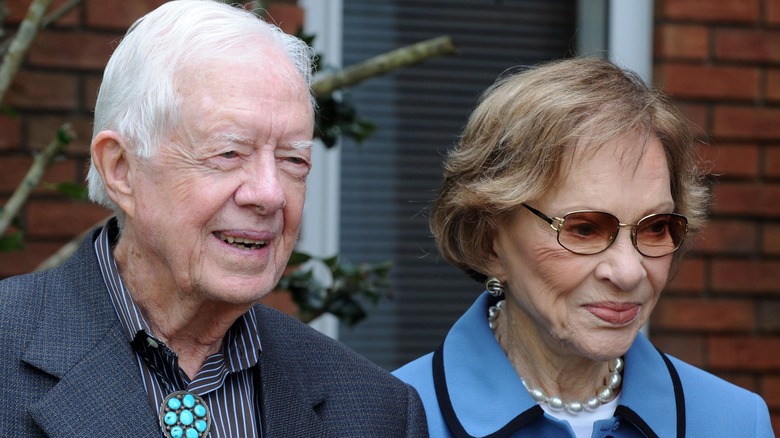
[0,226,427,437]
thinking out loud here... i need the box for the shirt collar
[94,218,263,372]
[440,292,679,437]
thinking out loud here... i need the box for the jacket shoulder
[254,305,428,437]
[668,355,774,437]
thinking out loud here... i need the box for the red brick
[25,115,93,156]
[0,241,69,278]
[26,200,110,239]
[650,334,705,367]
[765,224,780,256]
[0,156,78,195]
[763,375,780,409]
[713,106,780,140]
[652,297,755,332]
[759,300,780,331]
[767,146,780,178]
[260,289,298,316]
[84,74,103,112]
[708,336,780,371]
[774,414,780,438]
[698,143,759,178]
[657,0,760,23]
[28,31,118,71]
[265,4,305,35]
[712,372,758,392]
[654,24,709,60]
[5,71,77,110]
[692,219,757,255]
[84,0,167,30]
[711,259,780,294]
[657,64,759,100]
[673,102,709,139]
[767,0,780,26]
[715,29,780,62]
[5,0,80,27]
[712,183,780,216]
[0,115,21,151]
[666,257,706,294]
[767,69,780,103]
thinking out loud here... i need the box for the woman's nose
[594,230,646,291]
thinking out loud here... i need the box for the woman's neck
[492,299,616,402]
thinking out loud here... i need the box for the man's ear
[91,131,136,217]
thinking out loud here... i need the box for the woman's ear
[91,131,136,217]
[480,233,508,280]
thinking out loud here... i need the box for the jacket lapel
[21,230,159,436]
[255,306,327,437]
[26,327,159,436]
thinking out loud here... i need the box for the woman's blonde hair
[430,57,710,282]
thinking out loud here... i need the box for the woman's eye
[219,150,239,159]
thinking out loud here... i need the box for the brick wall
[653,0,780,429]
[0,0,302,278]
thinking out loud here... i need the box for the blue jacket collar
[437,292,681,437]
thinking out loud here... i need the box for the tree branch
[0,0,82,59]
[312,35,457,100]
[0,0,53,105]
[0,123,73,237]
[35,216,107,271]
[42,0,82,28]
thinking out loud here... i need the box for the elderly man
[0,1,427,436]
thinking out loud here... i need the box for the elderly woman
[394,58,774,437]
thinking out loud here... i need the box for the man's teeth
[217,232,268,249]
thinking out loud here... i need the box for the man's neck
[113,235,252,379]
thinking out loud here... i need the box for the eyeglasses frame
[521,203,688,258]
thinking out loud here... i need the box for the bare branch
[0,0,82,59]
[42,0,82,28]
[35,216,108,271]
[0,123,73,237]
[312,35,457,100]
[0,0,53,104]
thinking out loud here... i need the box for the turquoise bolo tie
[159,391,211,438]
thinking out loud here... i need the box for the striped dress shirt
[94,220,263,437]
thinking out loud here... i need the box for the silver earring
[485,277,504,297]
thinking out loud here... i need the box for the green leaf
[0,231,25,252]
[287,250,313,265]
[44,181,89,200]
[56,125,74,144]
[0,106,19,118]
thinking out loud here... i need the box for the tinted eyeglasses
[521,204,688,257]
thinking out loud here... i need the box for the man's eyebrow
[289,140,313,150]
[210,132,254,145]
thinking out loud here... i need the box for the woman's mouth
[583,303,639,326]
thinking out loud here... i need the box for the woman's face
[486,132,674,361]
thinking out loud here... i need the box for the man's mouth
[215,232,269,250]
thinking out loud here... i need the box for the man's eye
[285,156,307,165]
[219,150,239,159]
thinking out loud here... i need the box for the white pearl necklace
[488,300,624,415]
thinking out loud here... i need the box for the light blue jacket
[394,292,774,438]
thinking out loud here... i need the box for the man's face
[123,51,313,305]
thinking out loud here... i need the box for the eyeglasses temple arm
[521,203,554,225]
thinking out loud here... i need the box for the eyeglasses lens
[558,212,687,257]
[635,214,687,257]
